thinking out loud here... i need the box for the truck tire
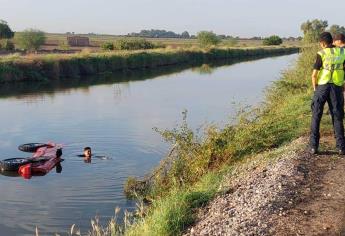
[0,158,30,171]
[18,143,50,153]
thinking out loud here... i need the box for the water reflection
[0,161,63,178]
[192,64,215,74]
[0,53,296,100]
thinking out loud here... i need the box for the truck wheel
[0,158,30,171]
[18,143,51,153]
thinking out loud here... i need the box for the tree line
[127,29,242,40]
[301,19,345,43]
[128,29,192,38]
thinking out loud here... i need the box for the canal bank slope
[0,46,298,83]
[124,45,344,235]
[184,136,345,235]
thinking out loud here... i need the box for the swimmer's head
[84,147,92,158]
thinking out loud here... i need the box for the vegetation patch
[263,35,283,46]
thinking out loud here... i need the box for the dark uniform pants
[310,83,345,150]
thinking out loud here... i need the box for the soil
[183,137,345,236]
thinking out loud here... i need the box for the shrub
[114,38,156,50]
[15,29,46,52]
[197,31,221,47]
[263,35,283,46]
[101,42,114,51]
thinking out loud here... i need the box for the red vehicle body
[18,143,63,179]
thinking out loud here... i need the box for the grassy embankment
[0,46,298,83]
[119,45,334,236]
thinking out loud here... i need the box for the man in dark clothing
[326,33,345,130]
[309,32,345,154]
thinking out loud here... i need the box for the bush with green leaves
[263,35,283,46]
[101,42,114,51]
[15,29,46,52]
[114,38,156,50]
[197,31,221,47]
[0,20,14,39]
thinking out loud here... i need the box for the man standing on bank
[310,32,345,154]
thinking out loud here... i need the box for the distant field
[43,33,301,52]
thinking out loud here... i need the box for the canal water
[0,54,297,235]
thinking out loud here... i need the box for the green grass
[126,170,224,236]
[123,45,326,236]
[0,46,298,83]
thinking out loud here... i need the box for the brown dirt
[272,151,345,236]
[183,137,345,236]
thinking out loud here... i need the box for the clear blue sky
[1,0,344,37]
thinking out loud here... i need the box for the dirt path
[183,137,345,236]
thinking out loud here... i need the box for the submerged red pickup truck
[0,143,63,179]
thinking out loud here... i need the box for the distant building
[67,36,90,47]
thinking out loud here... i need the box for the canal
[0,53,297,235]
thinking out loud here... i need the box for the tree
[301,19,328,43]
[197,31,221,47]
[263,35,283,46]
[0,20,14,39]
[181,31,190,39]
[15,29,46,51]
[329,24,345,37]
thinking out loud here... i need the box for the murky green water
[0,54,297,235]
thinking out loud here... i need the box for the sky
[1,0,345,37]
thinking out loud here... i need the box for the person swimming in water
[83,147,92,163]
[78,147,111,163]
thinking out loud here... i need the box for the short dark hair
[334,33,345,43]
[84,147,91,151]
[319,32,333,45]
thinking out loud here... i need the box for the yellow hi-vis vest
[317,47,345,86]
